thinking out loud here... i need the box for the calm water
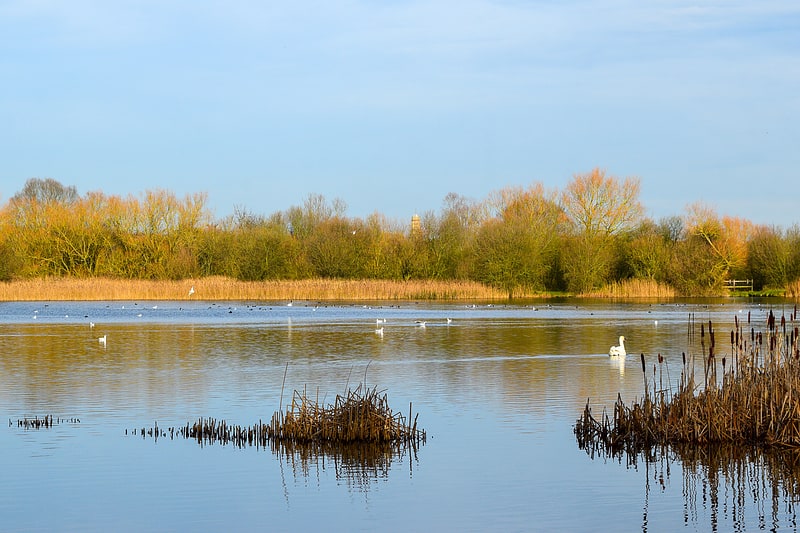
[1,298,798,532]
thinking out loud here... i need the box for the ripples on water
[1,298,797,531]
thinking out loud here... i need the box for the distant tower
[411,214,421,237]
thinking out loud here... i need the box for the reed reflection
[605,443,800,532]
[576,308,800,530]
[272,440,419,492]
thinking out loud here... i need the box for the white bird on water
[98,335,107,345]
[188,286,195,297]
[609,336,626,357]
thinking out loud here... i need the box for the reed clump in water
[267,383,426,446]
[11,415,80,429]
[132,383,426,450]
[576,308,800,455]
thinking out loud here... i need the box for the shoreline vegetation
[575,313,800,454]
[0,276,508,302]
[0,276,783,302]
[4,177,800,301]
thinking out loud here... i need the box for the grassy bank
[0,276,509,301]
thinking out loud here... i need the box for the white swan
[609,336,626,357]
[98,335,107,345]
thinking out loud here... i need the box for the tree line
[2,172,799,297]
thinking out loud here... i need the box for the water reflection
[126,418,421,494]
[630,444,800,532]
[2,299,796,531]
[272,440,420,493]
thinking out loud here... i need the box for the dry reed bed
[0,276,506,301]
[788,279,800,299]
[576,309,800,456]
[130,383,425,450]
[132,418,413,485]
[579,278,676,299]
[268,384,425,446]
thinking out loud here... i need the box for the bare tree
[560,168,644,237]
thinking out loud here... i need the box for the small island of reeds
[576,308,800,456]
[267,383,425,446]
[130,381,426,452]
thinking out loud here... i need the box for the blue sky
[1,1,798,227]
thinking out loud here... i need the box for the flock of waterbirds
[26,294,469,348]
[20,297,790,469]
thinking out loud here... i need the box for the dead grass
[267,383,425,445]
[787,279,800,298]
[575,311,800,455]
[0,276,506,301]
[579,278,676,299]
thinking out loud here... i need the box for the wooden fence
[723,279,753,291]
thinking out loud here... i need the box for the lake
[1,298,798,532]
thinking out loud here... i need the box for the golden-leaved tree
[559,168,644,292]
[676,202,757,291]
